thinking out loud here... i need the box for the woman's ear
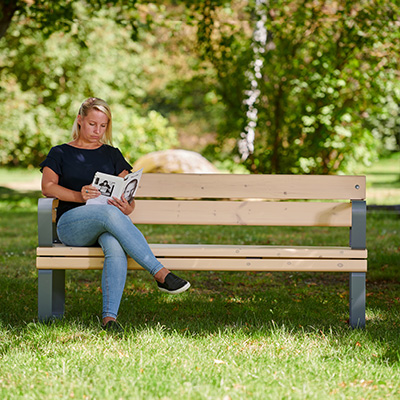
[77,114,82,128]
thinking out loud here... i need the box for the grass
[0,166,41,184]
[0,211,399,399]
[0,155,399,399]
[359,152,400,205]
[361,152,400,188]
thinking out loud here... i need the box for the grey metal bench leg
[349,272,365,328]
[38,269,65,321]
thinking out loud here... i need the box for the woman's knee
[98,233,126,258]
[99,204,123,219]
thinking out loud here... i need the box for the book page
[86,169,143,205]
[86,172,124,205]
[122,168,143,203]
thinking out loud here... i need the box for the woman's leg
[97,232,128,321]
[57,205,190,322]
[57,205,164,276]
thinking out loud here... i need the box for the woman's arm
[41,166,99,203]
[118,169,130,178]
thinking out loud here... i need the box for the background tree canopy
[0,0,399,173]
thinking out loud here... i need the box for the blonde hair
[72,97,113,145]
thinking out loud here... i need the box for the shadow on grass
[0,274,37,326]
[5,269,398,331]
[366,171,400,188]
[0,185,42,199]
[368,181,400,189]
[0,186,42,212]
[0,269,348,329]
[0,267,399,365]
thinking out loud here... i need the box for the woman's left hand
[108,195,135,215]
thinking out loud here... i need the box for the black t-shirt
[40,144,132,221]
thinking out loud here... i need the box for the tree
[0,2,178,167]
[0,0,140,40]
[0,0,79,40]
[0,0,18,39]
[192,0,400,173]
[1,0,399,172]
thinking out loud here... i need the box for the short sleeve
[39,146,63,176]
[111,147,132,175]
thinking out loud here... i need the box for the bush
[112,106,179,163]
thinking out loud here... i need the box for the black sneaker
[157,272,191,294]
[101,320,124,333]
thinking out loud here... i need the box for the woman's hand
[108,195,135,215]
[81,185,100,202]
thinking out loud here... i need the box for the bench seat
[37,244,367,272]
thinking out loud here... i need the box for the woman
[40,97,190,331]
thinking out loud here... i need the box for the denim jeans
[57,204,164,319]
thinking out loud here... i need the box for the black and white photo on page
[123,178,138,203]
[94,177,116,197]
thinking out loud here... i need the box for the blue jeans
[57,204,164,320]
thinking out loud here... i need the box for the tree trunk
[271,83,283,173]
[0,1,19,40]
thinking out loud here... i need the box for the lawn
[0,155,399,399]
[358,152,400,205]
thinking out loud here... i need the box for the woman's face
[77,109,109,145]
[124,180,138,201]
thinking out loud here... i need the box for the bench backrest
[132,174,366,229]
[39,174,366,249]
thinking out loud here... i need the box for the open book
[86,168,143,205]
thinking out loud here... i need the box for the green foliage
[0,3,177,167]
[112,108,179,163]
[0,0,399,173]
[0,0,140,40]
[191,0,400,173]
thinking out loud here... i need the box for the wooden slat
[136,174,366,200]
[37,244,367,259]
[36,257,367,272]
[137,258,367,272]
[149,244,367,258]
[130,200,352,227]
[52,199,59,222]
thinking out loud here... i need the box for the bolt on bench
[37,174,367,328]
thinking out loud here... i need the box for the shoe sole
[158,282,191,294]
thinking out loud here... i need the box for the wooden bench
[37,174,367,328]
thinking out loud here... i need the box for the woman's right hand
[81,185,100,202]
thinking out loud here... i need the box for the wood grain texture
[136,174,366,200]
[37,256,367,272]
[37,244,367,259]
[130,200,352,227]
